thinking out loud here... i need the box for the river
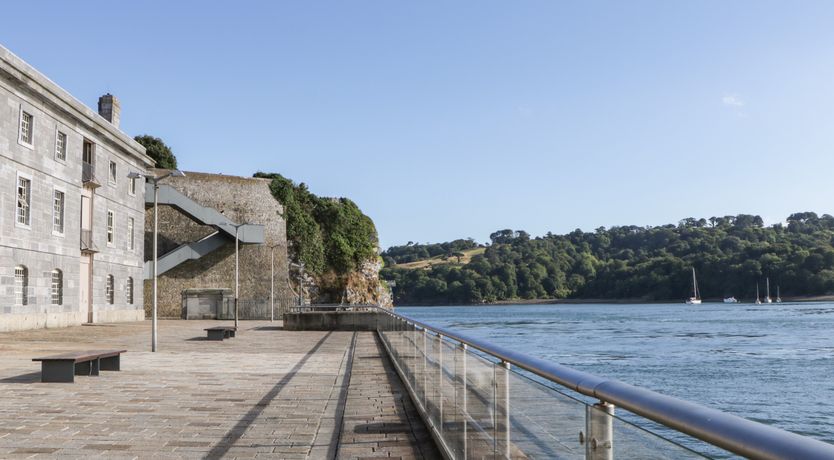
[397,302,834,457]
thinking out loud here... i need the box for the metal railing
[286,304,379,313]
[218,296,296,320]
[374,307,834,460]
[80,229,97,252]
[82,161,98,185]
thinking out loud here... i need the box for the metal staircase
[143,183,264,277]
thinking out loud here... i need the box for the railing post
[495,360,511,459]
[438,333,444,435]
[423,328,428,405]
[410,323,417,389]
[461,343,468,459]
[586,401,614,460]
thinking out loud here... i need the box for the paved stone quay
[0,320,440,459]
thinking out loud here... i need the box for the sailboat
[764,277,773,304]
[686,268,702,304]
[755,283,762,305]
[776,285,782,303]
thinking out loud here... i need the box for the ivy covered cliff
[254,172,391,306]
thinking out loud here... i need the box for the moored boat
[723,296,738,303]
[686,267,702,304]
[764,277,773,304]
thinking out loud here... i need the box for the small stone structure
[181,288,232,319]
[144,171,293,319]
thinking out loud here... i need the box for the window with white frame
[129,176,137,195]
[19,109,33,146]
[14,265,28,306]
[126,277,134,304]
[51,269,63,305]
[127,217,135,251]
[109,161,117,184]
[106,275,114,304]
[107,210,114,244]
[55,131,67,161]
[53,189,65,234]
[16,175,31,226]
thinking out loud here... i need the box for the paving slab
[0,320,441,459]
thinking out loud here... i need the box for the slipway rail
[290,306,834,459]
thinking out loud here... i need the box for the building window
[107,210,114,244]
[106,275,114,304]
[53,189,65,234]
[83,140,94,164]
[126,277,134,304]
[51,269,63,305]
[127,217,135,251]
[129,176,137,195]
[109,161,117,184]
[19,109,33,146]
[55,131,67,161]
[14,265,28,306]
[16,175,31,226]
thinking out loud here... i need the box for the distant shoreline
[395,295,834,307]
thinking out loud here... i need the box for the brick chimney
[97,93,120,128]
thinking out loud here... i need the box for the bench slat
[33,349,126,363]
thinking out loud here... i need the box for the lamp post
[220,222,248,329]
[128,169,185,352]
[268,244,281,322]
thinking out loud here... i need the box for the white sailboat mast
[692,267,699,299]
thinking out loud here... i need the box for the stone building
[143,171,293,319]
[0,45,153,332]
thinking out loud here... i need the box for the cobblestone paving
[0,321,440,459]
[333,334,439,460]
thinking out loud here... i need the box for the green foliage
[382,238,479,265]
[134,135,177,169]
[254,172,378,275]
[381,213,834,305]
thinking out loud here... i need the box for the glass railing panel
[587,404,710,460]
[463,348,497,458]
[490,368,587,460]
[439,339,461,456]
[426,333,443,431]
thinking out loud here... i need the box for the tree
[134,135,177,169]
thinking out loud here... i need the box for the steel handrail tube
[376,307,834,459]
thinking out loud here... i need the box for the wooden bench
[32,349,126,383]
[204,326,236,341]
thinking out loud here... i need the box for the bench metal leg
[41,361,75,383]
[100,355,120,371]
[75,359,100,376]
[227,330,236,338]
[207,330,225,341]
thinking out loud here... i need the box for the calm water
[398,302,834,454]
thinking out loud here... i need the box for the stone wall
[143,172,293,318]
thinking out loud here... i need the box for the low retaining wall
[283,311,378,331]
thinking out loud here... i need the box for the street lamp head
[127,171,144,179]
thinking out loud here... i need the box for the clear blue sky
[3,1,834,248]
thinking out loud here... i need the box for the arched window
[51,269,63,305]
[106,275,114,304]
[14,265,27,306]
[126,277,133,304]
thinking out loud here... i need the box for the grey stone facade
[0,45,154,332]
[143,171,293,319]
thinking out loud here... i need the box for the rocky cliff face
[303,257,392,308]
